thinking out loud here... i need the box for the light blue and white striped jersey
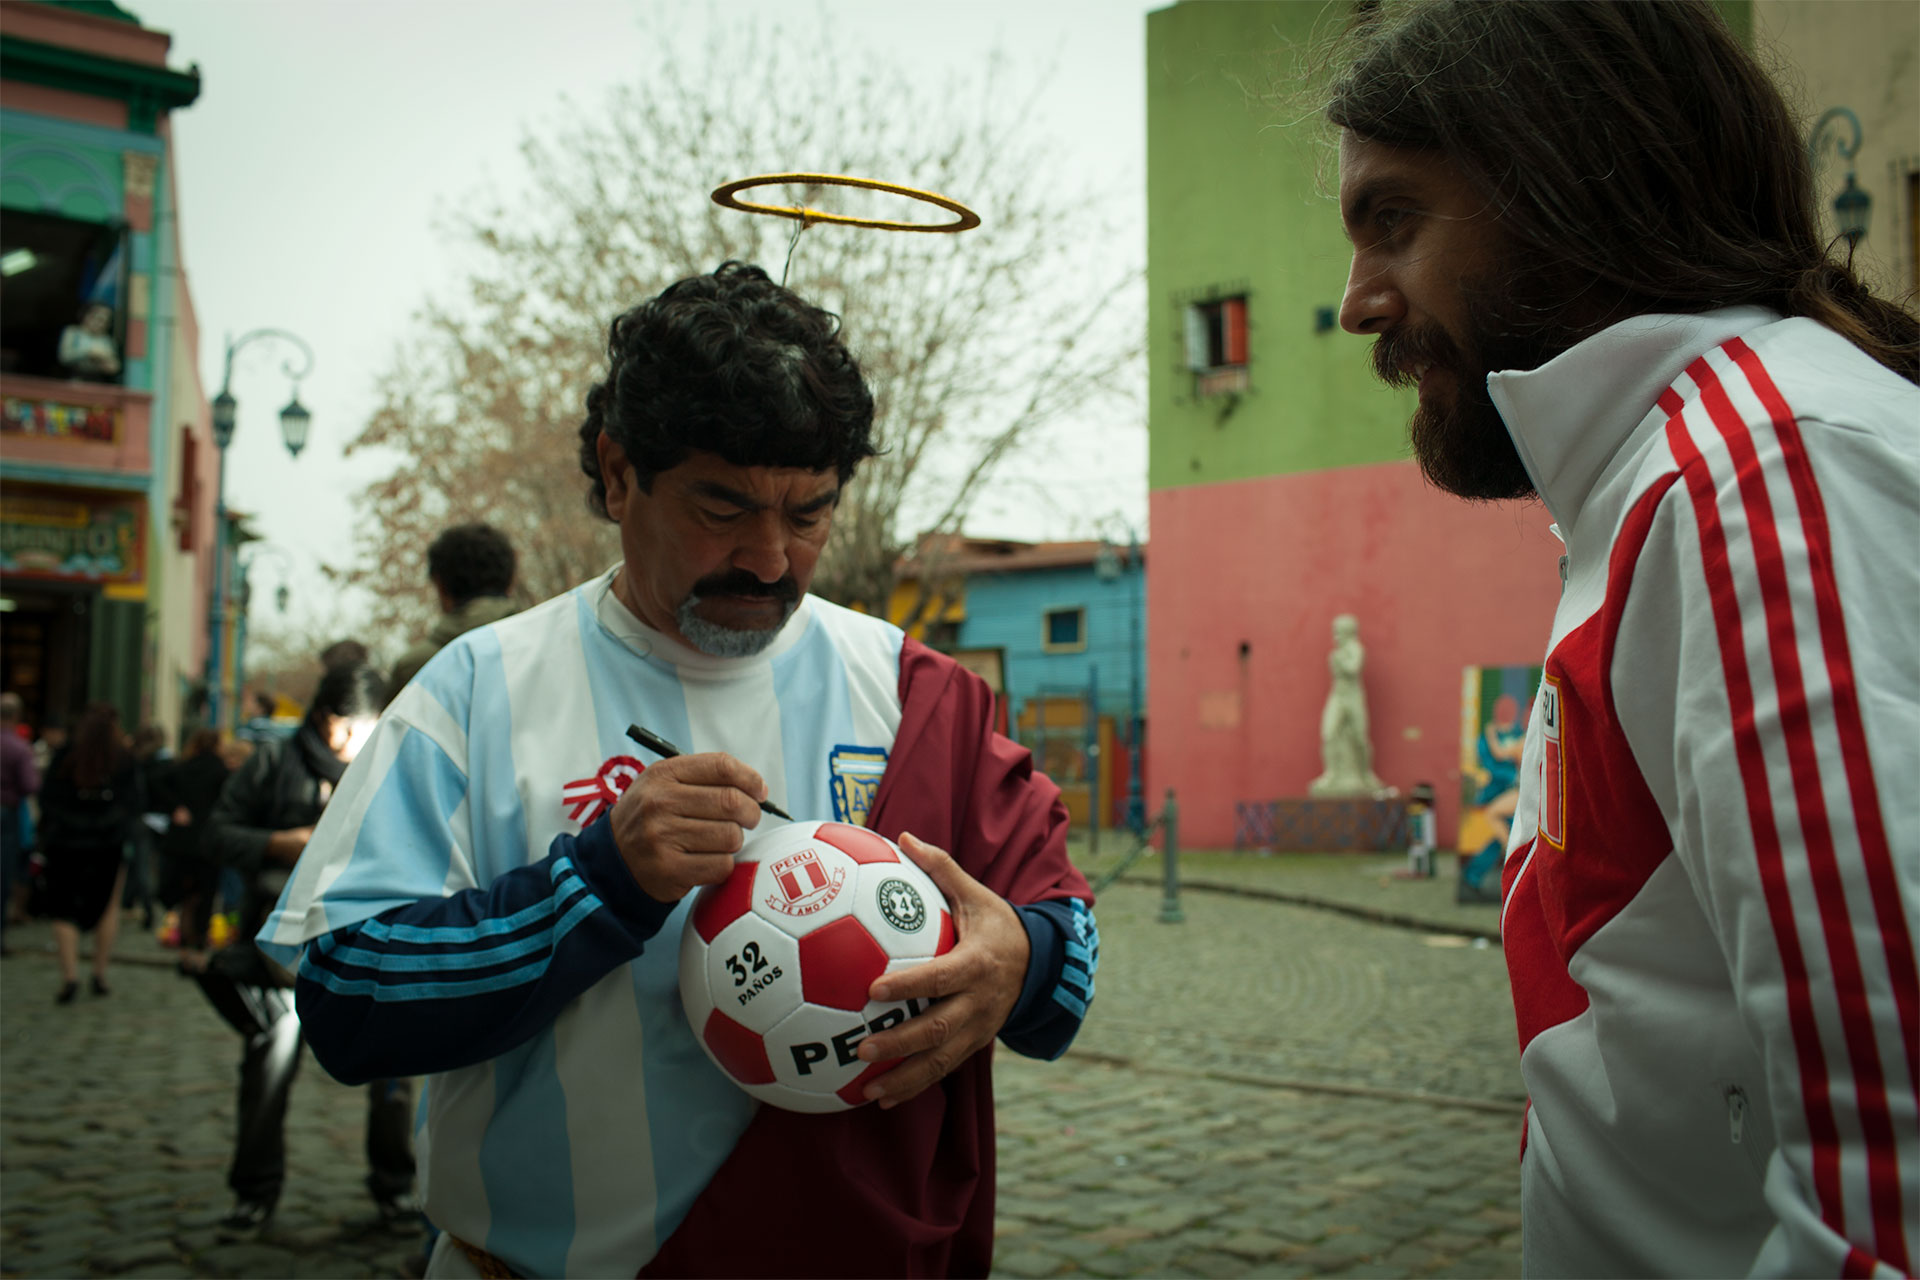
[260,569,905,1276]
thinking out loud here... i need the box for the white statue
[1309,614,1385,796]
[58,303,121,380]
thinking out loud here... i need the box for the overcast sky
[129,0,1157,650]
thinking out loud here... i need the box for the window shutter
[1184,304,1211,371]
[1224,297,1248,366]
[174,425,198,551]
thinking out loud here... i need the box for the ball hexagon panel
[814,822,900,866]
[752,840,860,941]
[796,915,890,1012]
[851,860,949,961]
[690,858,759,944]
[678,913,716,1030]
[702,914,803,1035]
[702,1009,775,1086]
[836,1060,890,1108]
[765,1000,890,1098]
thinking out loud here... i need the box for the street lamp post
[1123,532,1145,834]
[231,542,295,727]
[205,329,314,733]
[1809,106,1872,248]
[1096,528,1148,834]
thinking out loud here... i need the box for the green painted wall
[1146,0,1415,492]
[1145,0,1753,493]
[0,121,125,222]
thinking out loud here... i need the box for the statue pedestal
[1234,796,1408,852]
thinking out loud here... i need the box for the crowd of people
[0,520,523,1250]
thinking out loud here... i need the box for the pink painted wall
[0,375,153,473]
[1147,460,1563,849]
[0,4,173,66]
[0,79,128,130]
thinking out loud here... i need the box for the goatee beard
[1371,285,1563,502]
[674,569,801,658]
[675,596,795,657]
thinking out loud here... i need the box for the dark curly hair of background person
[577,261,878,517]
[426,523,516,606]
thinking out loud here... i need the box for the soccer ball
[678,820,956,1113]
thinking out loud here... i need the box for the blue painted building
[918,538,1149,830]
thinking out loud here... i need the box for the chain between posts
[1089,788,1184,924]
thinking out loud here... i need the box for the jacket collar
[1486,306,1780,532]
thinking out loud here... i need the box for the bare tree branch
[339,13,1142,640]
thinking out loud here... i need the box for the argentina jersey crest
[828,745,889,827]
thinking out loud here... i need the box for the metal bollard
[1159,786,1185,924]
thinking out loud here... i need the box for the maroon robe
[640,637,1091,1278]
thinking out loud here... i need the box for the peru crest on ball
[678,820,955,1112]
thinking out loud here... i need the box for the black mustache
[690,572,800,603]
[1372,322,1465,388]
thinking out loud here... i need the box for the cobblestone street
[2,857,1524,1278]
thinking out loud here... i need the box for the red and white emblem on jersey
[1538,676,1565,848]
[764,848,847,917]
[562,755,646,827]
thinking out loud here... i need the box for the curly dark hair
[577,262,878,516]
[1327,0,1918,383]
[427,523,516,606]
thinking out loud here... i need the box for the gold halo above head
[710,172,981,233]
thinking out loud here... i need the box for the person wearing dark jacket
[198,663,416,1239]
[38,702,140,1002]
[156,728,229,959]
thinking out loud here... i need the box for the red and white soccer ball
[678,820,955,1113]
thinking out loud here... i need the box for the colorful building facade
[893,535,1150,830]
[1,0,213,740]
[1143,0,1566,849]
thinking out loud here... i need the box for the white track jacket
[1488,308,1918,1278]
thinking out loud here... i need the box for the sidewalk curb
[1115,875,1503,944]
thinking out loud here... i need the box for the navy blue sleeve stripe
[294,814,676,1085]
[311,882,599,974]
[305,886,602,983]
[352,856,588,946]
[999,897,1095,1063]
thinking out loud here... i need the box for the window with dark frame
[1185,295,1249,398]
[1043,607,1086,653]
[0,209,128,383]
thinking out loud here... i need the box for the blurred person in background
[0,692,41,957]
[30,716,65,775]
[198,663,416,1239]
[318,639,370,673]
[126,723,172,930]
[389,522,519,697]
[36,702,140,1002]
[157,728,229,964]
[236,692,283,747]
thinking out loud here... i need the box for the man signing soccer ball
[259,262,1098,1278]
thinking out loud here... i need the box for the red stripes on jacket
[1659,339,1916,1273]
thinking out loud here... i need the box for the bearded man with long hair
[1329,3,1917,1275]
